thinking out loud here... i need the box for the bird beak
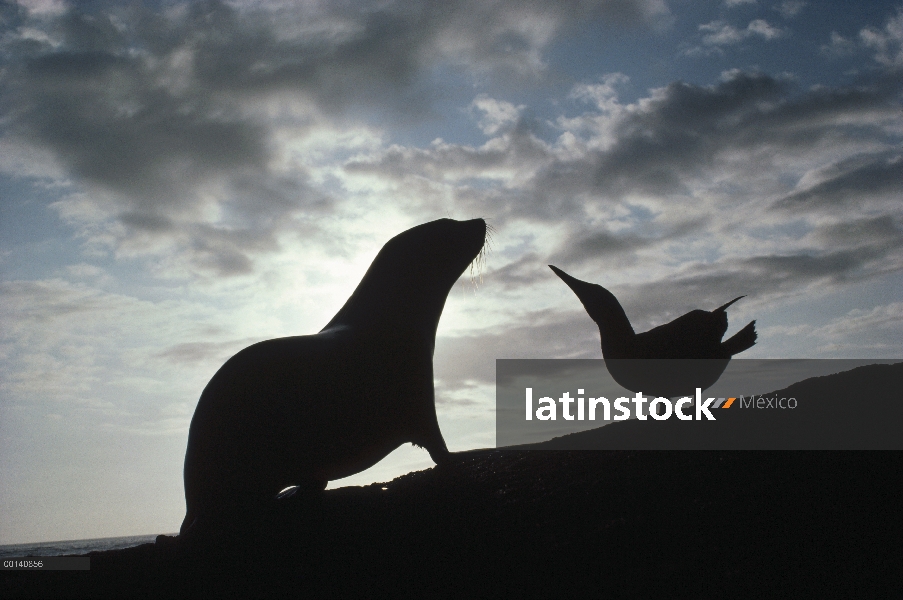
[715,296,745,312]
[549,265,598,303]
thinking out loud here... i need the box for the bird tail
[721,320,757,356]
[715,295,745,312]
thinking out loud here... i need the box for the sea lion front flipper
[426,441,451,465]
[417,412,451,465]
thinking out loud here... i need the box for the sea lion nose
[463,218,487,247]
[463,217,486,233]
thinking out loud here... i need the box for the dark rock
[4,364,902,597]
[3,450,902,598]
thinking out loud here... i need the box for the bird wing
[635,309,728,358]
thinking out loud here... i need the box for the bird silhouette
[549,265,757,402]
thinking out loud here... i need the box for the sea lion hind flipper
[274,480,327,500]
[179,509,198,537]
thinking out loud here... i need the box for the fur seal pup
[181,218,487,534]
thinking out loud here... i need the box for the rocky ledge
[4,450,902,598]
[4,364,902,598]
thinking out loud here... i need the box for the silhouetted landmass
[3,365,902,598]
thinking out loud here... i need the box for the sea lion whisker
[467,221,494,290]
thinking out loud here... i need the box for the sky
[0,0,901,544]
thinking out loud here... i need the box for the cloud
[549,218,710,268]
[154,339,258,365]
[587,71,794,195]
[0,277,234,414]
[342,65,902,333]
[813,215,903,248]
[822,8,903,66]
[14,0,67,17]
[601,244,903,335]
[821,31,858,58]
[817,301,903,338]
[699,19,785,46]
[3,3,902,363]
[0,0,672,277]
[772,153,903,213]
[0,278,149,405]
[355,69,886,222]
[568,72,631,115]
[434,310,602,390]
[860,7,903,66]
[359,123,550,182]
[470,94,525,136]
[484,253,550,291]
[774,1,806,19]
[698,21,746,46]
[573,69,900,212]
[766,301,903,356]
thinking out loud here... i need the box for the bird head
[549,265,635,354]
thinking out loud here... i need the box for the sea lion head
[323,218,488,334]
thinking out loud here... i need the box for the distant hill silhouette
[512,362,903,450]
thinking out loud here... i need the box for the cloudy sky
[1,0,901,544]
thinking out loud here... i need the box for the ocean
[0,533,176,558]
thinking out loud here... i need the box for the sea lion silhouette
[181,218,488,534]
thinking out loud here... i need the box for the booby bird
[549,265,757,401]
